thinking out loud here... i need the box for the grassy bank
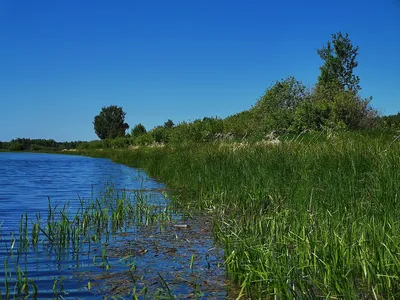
[79,131,400,298]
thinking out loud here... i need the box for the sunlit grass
[81,130,400,298]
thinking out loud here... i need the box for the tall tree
[312,32,377,129]
[317,32,360,96]
[93,105,129,139]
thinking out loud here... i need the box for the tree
[312,32,377,129]
[254,76,308,132]
[93,105,129,140]
[164,119,175,128]
[317,32,360,96]
[131,123,147,137]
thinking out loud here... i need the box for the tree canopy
[253,76,309,133]
[164,119,174,128]
[131,123,147,137]
[317,32,360,95]
[312,32,376,129]
[93,105,129,140]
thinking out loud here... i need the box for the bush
[109,137,133,149]
[291,99,333,132]
[291,90,377,132]
[223,110,257,138]
[378,113,400,130]
[253,76,308,133]
[151,126,170,143]
[332,91,376,129]
[77,140,105,150]
[136,133,154,146]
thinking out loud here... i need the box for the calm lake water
[0,152,226,299]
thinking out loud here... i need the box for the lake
[0,152,226,299]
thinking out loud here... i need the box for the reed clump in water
[0,187,175,299]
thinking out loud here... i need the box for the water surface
[0,152,226,299]
[0,152,160,230]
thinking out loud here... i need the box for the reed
[1,183,175,298]
[79,130,400,298]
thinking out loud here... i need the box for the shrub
[136,133,154,146]
[151,126,170,143]
[291,99,332,132]
[253,76,308,133]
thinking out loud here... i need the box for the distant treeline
[0,138,85,152]
[2,32,400,152]
[1,111,399,152]
[379,112,400,130]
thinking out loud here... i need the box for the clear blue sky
[1,0,399,142]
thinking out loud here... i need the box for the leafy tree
[93,105,129,140]
[164,119,175,128]
[316,32,360,96]
[312,32,377,129]
[131,123,147,137]
[254,76,308,133]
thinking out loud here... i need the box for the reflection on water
[0,152,158,218]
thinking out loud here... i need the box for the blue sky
[0,0,399,141]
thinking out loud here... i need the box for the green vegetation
[93,105,129,139]
[163,119,174,129]
[317,32,361,93]
[379,112,400,130]
[79,131,400,298]
[68,33,398,297]
[0,138,82,152]
[223,32,377,137]
[0,186,186,299]
[130,123,147,137]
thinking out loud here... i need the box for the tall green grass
[81,131,400,298]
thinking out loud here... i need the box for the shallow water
[0,152,226,299]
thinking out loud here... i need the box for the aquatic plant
[0,185,179,298]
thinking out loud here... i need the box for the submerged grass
[0,186,176,299]
[79,130,400,298]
